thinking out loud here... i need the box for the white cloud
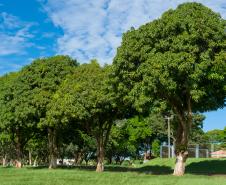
[0,12,23,29]
[40,0,226,64]
[0,12,34,56]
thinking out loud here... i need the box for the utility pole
[165,115,173,158]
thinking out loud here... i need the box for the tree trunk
[74,150,83,165]
[15,132,23,168]
[48,127,57,169]
[29,150,32,166]
[173,123,189,176]
[2,155,7,167]
[33,156,38,167]
[144,151,148,161]
[77,151,83,165]
[173,105,192,176]
[173,151,188,176]
[96,137,104,172]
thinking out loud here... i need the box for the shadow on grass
[186,160,226,175]
[27,164,173,175]
[26,159,226,176]
[105,165,173,175]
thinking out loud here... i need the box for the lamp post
[165,115,174,158]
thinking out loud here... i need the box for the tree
[17,55,78,169]
[0,72,36,168]
[204,129,224,143]
[189,114,205,144]
[45,61,115,172]
[106,120,137,165]
[0,131,13,167]
[106,113,165,164]
[112,2,226,176]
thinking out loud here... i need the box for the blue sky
[0,0,225,131]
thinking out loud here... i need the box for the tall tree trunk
[29,150,32,166]
[48,127,57,169]
[173,99,192,176]
[33,156,38,166]
[2,154,7,167]
[96,136,104,172]
[15,129,23,168]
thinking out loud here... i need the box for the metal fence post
[160,145,162,158]
[171,145,175,158]
[195,144,199,158]
[206,149,209,158]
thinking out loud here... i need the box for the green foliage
[188,114,205,143]
[44,60,113,128]
[106,119,137,162]
[18,55,78,127]
[204,129,224,143]
[113,2,226,114]
[0,55,77,163]
[112,3,226,162]
[151,139,160,157]
[25,132,48,164]
[127,116,152,142]
[106,113,166,162]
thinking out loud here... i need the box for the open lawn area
[0,158,226,185]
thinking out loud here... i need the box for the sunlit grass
[0,158,225,185]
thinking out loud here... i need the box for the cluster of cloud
[0,12,34,56]
[40,0,226,64]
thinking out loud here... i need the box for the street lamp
[164,115,174,158]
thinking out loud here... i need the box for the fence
[160,143,225,158]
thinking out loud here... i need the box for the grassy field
[0,158,226,185]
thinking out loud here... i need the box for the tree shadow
[26,160,226,176]
[26,164,172,174]
[186,160,226,175]
[27,165,96,171]
[104,165,172,174]
[26,165,48,170]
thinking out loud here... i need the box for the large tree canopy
[0,56,78,168]
[112,2,226,176]
[45,60,115,172]
[0,72,37,167]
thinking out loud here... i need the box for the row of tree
[0,57,168,170]
[0,2,226,176]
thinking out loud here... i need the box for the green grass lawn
[0,158,226,185]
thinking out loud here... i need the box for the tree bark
[48,127,57,169]
[33,156,37,166]
[15,129,23,168]
[74,150,83,165]
[2,155,7,167]
[173,97,192,176]
[96,137,104,172]
[173,151,188,176]
[29,150,32,166]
